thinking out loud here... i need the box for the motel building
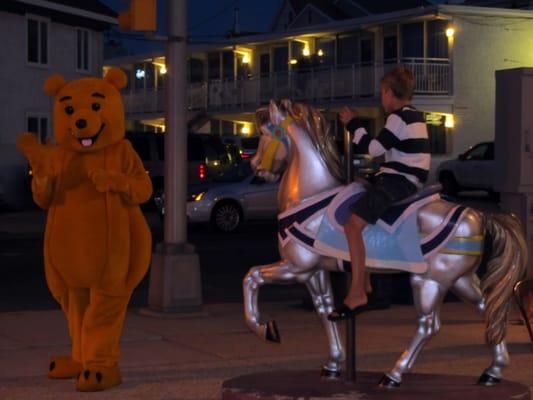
[104,0,533,183]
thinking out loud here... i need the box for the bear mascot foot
[75,366,122,392]
[48,356,81,379]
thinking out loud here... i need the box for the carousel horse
[242,99,527,387]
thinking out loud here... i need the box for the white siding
[0,10,106,206]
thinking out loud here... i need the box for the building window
[273,46,289,72]
[208,52,221,80]
[425,113,448,154]
[222,51,234,80]
[427,20,449,59]
[401,22,423,60]
[383,35,398,63]
[27,114,48,143]
[76,28,90,71]
[337,33,358,65]
[27,16,48,65]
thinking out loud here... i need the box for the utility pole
[148,0,202,313]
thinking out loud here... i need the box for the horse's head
[250,105,289,182]
[269,99,345,184]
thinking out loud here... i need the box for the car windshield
[241,137,259,150]
[212,162,252,183]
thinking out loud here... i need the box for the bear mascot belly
[16,68,152,392]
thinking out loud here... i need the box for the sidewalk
[0,302,531,399]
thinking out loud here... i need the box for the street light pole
[147,0,202,313]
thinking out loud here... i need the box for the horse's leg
[380,273,446,388]
[305,269,344,378]
[243,259,307,343]
[451,275,510,385]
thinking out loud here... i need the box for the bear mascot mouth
[77,123,105,148]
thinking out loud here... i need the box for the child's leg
[343,213,369,309]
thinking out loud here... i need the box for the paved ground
[1,193,525,399]
[0,302,531,399]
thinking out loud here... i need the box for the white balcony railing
[123,60,451,115]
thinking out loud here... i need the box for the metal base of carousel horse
[221,370,531,400]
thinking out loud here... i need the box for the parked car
[222,136,260,160]
[436,141,495,196]
[155,162,279,232]
[125,132,239,194]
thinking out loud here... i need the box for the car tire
[439,172,459,196]
[211,201,242,233]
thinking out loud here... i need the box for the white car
[155,162,279,232]
[436,141,495,196]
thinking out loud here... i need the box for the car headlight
[187,191,206,202]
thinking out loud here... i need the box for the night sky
[101,0,284,55]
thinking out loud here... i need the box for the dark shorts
[349,173,418,224]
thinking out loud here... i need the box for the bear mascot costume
[16,67,152,392]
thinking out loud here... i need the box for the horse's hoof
[320,367,341,379]
[265,320,281,343]
[378,374,401,389]
[477,372,501,386]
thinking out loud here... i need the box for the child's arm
[346,114,404,157]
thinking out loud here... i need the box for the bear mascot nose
[75,119,87,129]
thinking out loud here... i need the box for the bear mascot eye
[92,103,101,111]
[65,106,74,115]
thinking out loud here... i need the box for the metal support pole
[343,126,356,383]
[147,0,202,313]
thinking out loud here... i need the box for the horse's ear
[281,99,292,111]
[269,100,279,123]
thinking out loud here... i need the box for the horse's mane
[280,100,345,183]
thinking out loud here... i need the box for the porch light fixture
[241,125,250,134]
[234,48,252,65]
[446,27,455,38]
[302,46,311,57]
[317,49,324,57]
[289,59,298,65]
[135,69,145,79]
[445,114,455,128]
[159,65,167,74]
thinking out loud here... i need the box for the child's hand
[339,107,358,125]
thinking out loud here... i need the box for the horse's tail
[482,212,528,345]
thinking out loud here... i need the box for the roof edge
[15,0,117,24]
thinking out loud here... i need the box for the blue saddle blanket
[278,183,442,273]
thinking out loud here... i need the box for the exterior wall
[272,1,295,31]
[289,7,331,29]
[0,10,105,206]
[443,15,533,181]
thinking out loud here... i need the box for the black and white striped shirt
[347,106,430,187]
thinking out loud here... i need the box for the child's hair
[255,106,270,134]
[381,66,415,100]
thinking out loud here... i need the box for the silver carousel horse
[243,99,527,387]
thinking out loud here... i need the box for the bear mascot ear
[104,67,127,90]
[44,74,67,97]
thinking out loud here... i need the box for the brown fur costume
[17,68,152,391]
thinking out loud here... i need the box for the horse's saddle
[278,182,469,273]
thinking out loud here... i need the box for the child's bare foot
[327,294,368,321]
[343,294,368,310]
